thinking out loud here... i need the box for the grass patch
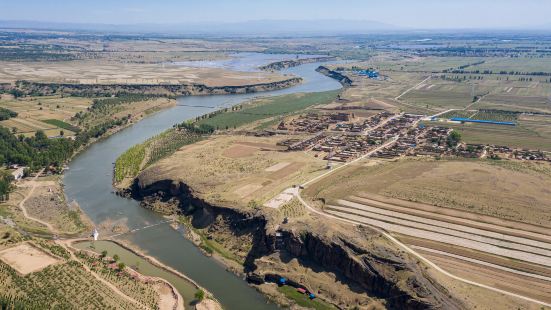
[197,90,339,130]
[424,121,551,151]
[197,230,243,264]
[277,285,335,310]
[178,216,244,264]
[41,119,80,132]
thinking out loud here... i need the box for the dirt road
[57,240,151,310]
[291,138,551,308]
[17,169,57,233]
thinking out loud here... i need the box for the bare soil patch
[222,144,257,158]
[398,235,551,278]
[235,184,263,198]
[265,162,291,172]
[0,243,59,275]
[305,158,551,227]
[268,162,304,180]
[421,250,551,304]
[235,141,287,151]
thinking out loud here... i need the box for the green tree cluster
[0,107,17,121]
[0,127,75,170]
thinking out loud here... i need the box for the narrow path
[17,169,57,233]
[394,75,432,101]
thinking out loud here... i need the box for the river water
[63,53,342,309]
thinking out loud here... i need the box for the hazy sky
[2,0,550,29]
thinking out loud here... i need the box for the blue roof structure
[355,69,379,78]
[450,118,516,126]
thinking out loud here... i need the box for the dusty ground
[195,299,222,310]
[0,242,59,274]
[416,247,551,304]
[0,186,51,235]
[302,156,551,308]
[18,175,92,235]
[304,157,551,226]
[421,257,546,310]
[140,135,327,208]
[0,60,290,86]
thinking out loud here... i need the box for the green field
[467,57,551,73]
[403,88,472,110]
[478,94,551,114]
[42,119,80,132]
[470,110,518,122]
[439,110,476,119]
[277,285,335,310]
[439,110,518,123]
[426,121,551,151]
[197,90,340,129]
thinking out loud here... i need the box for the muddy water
[63,53,342,309]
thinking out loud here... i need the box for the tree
[59,130,64,137]
[447,130,462,147]
[113,254,119,262]
[100,250,107,258]
[194,289,205,302]
[117,262,126,271]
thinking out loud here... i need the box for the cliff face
[14,77,302,97]
[259,56,337,71]
[316,66,353,86]
[277,229,465,310]
[131,178,465,310]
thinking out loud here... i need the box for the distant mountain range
[0,19,401,35]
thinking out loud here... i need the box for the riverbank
[259,57,337,71]
[68,237,223,310]
[62,56,343,310]
[14,77,302,97]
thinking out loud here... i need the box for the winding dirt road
[290,137,551,308]
[17,169,56,233]
[14,171,155,309]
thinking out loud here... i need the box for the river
[63,53,342,309]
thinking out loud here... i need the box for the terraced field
[323,194,551,304]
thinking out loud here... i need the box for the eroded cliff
[129,177,465,310]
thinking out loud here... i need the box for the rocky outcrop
[131,177,465,310]
[14,77,302,97]
[259,56,336,71]
[316,66,353,86]
[276,229,464,310]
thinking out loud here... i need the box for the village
[267,110,551,164]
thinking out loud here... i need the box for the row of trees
[444,69,551,77]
